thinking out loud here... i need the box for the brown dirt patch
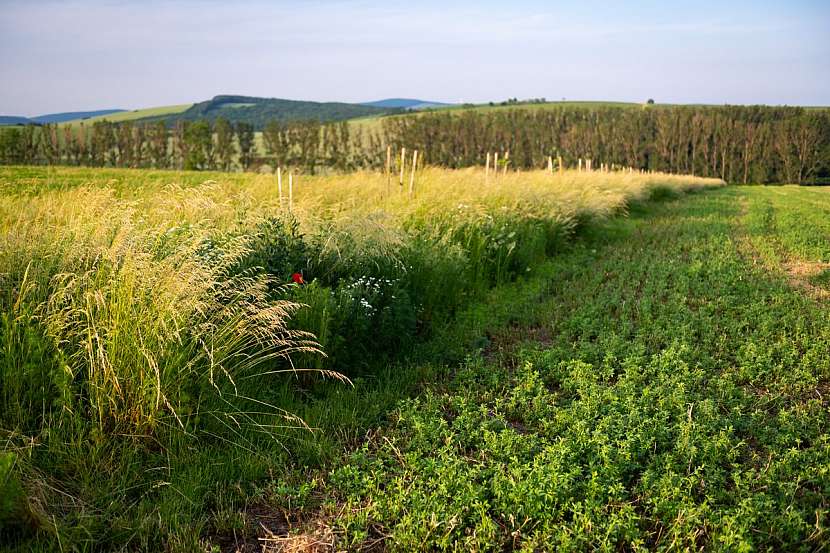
[483,324,555,368]
[258,517,335,553]
[210,501,337,553]
[783,260,830,300]
[732,196,829,302]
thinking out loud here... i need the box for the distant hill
[0,116,31,126]
[362,98,453,110]
[31,109,126,124]
[140,95,403,129]
[0,109,126,126]
[60,104,193,127]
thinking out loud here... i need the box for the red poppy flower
[291,272,305,285]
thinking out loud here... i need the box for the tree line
[1,105,828,183]
[377,106,830,184]
[0,117,360,173]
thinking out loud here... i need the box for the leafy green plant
[326,186,830,551]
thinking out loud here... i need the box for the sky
[1,0,829,116]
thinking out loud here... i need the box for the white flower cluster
[344,276,399,315]
[346,275,395,290]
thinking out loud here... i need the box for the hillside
[142,95,402,129]
[0,116,31,126]
[59,104,193,127]
[32,109,126,124]
[0,109,126,126]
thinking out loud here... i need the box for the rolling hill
[32,109,126,124]
[0,116,31,126]
[18,97,815,132]
[0,109,126,126]
[60,104,193,127]
[138,95,403,129]
[5,96,404,129]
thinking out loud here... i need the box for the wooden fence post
[409,150,418,198]
[277,166,283,208]
[399,147,406,190]
[547,156,553,173]
[558,155,564,174]
[486,152,491,180]
[386,145,392,195]
[289,171,294,210]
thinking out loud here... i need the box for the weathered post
[409,150,418,198]
[399,147,406,190]
[289,171,294,210]
[386,145,392,195]
[277,166,283,208]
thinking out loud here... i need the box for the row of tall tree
[377,106,830,184]
[0,117,369,173]
[0,119,259,172]
[1,106,828,183]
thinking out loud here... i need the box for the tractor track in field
[732,192,830,302]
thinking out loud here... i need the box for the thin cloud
[0,0,827,114]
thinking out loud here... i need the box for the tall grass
[0,167,722,423]
[0,167,721,427]
[0,186,323,437]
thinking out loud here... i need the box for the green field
[1,165,828,551]
[323,186,830,550]
[58,103,193,127]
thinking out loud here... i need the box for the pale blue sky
[1,0,828,115]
